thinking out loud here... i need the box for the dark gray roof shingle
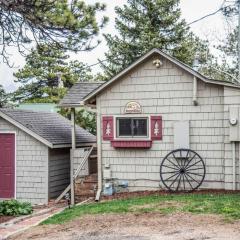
[0,109,96,147]
[59,82,103,107]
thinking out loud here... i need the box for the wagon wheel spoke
[171,152,181,168]
[185,150,190,159]
[175,174,182,191]
[161,171,179,174]
[164,172,180,182]
[186,159,203,170]
[187,174,200,189]
[166,157,180,169]
[183,173,194,190]
[182,174,186,191]
[186,167,204,171]
[182,158,188,168]
[161,165,179,171]
[184,153,197,169]
[186,171,204,177]
[168,174,180,189]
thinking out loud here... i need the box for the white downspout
[193,76,198,106]
[232,142,236,190]
[70,108,76,205]
[239,143,240,190]
[95,99,102,201]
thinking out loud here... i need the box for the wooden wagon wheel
[160,149,206,192]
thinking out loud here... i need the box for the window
[117,117,148,138]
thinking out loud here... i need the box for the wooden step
[74,173,98,199]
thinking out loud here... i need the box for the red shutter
[151,116,162,140]
[102,116,114,140]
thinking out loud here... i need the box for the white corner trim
[0,112,53,148]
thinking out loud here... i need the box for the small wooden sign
[124,101,142,114]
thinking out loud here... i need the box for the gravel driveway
[10,212,240,240]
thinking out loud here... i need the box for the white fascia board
[52,142,96,149]
[57,101,85,108]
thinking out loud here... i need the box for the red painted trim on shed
[102,116,114,140]
[151,116,162,140]
[111,140,152,148]
[0,133,15,198]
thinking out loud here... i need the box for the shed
[0,109,95,204]
[60,48,240,198]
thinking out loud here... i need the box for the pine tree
[0,85,8,107]
[0,0,108,65]
[13,43,97,133]
[101,0,211,79]
[13,44,93,103]
[210,1,240,82]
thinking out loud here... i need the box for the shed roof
[0,109,96,148]
[59,82,103,107]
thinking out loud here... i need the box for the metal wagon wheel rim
[160,149,206,192]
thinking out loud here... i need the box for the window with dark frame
[117,117,148,138]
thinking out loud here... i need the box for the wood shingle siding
[0,109,96,204]
[98,55,226,190]
[0,118,48,204]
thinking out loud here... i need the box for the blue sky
[0,0,232,92]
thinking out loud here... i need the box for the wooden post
[71,108,76,205]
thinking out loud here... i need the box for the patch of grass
[42,194,240,224]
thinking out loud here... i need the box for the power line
[187,8,223,26]
[187,0,228,26]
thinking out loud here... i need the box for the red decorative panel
[111,140,152,148]
[0,133,15,198]
[102,116,113,140]
[151,116,162,140]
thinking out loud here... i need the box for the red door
[0,133,15,198]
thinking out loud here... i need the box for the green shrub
[0,200,33,216]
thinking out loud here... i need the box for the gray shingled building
[0,109,95,204]
[59,48,240,199]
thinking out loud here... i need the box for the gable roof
[59,82,103,107]
[0,109,96,148]
[83,48,240,103]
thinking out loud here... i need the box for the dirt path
[9,212,240,240]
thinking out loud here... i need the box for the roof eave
[52,142,96,149]
[83,48,240,102]
[58,101,85,108]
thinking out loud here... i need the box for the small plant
[0,200,33,216]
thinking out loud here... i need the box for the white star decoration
[154,121,159,136]
[106,122,111,136]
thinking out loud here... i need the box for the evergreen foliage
[13,44,93,103]
[100,0,211,79]
[0,0,108,65]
